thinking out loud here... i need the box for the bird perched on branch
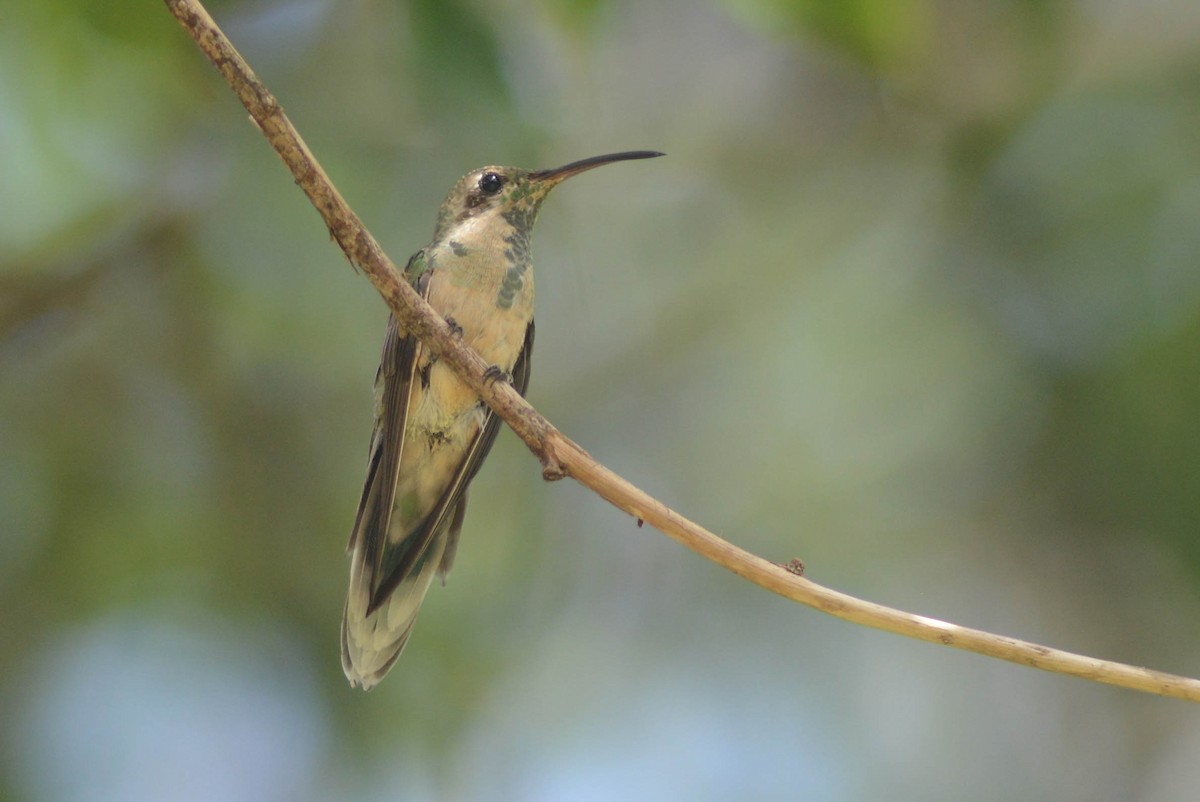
[341,151,663,689]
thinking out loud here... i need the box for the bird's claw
[483,365,512,385]
[444,317,464,338]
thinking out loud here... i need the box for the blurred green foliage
[3,0,1200,799]
[729,0,934,68]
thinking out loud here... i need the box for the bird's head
[432,151,663,241]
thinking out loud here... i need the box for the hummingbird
[342,150,664,689]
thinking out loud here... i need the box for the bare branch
[163,0,1200,703]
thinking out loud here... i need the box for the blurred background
[3,0,1200,799]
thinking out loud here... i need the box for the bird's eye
[478,172,505,195]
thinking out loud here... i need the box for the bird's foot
[444,317,464,338]
[483,365,512,385]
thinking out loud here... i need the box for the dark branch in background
[163,0,1200,703]
[0,215,181,343]
[0,265,107,342]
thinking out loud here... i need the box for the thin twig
[163,0,1200,703]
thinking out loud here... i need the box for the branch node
[540,458,568,482]
[782,558,806,577]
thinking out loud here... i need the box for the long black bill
[529,150,664,183]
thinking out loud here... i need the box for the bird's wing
[436,318,535,579]
[346,256,431,564]
[342,255,435,687]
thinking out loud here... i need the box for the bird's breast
[426,240,534,367]
[413,241,534,427]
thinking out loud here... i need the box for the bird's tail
[340,536,447,690]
